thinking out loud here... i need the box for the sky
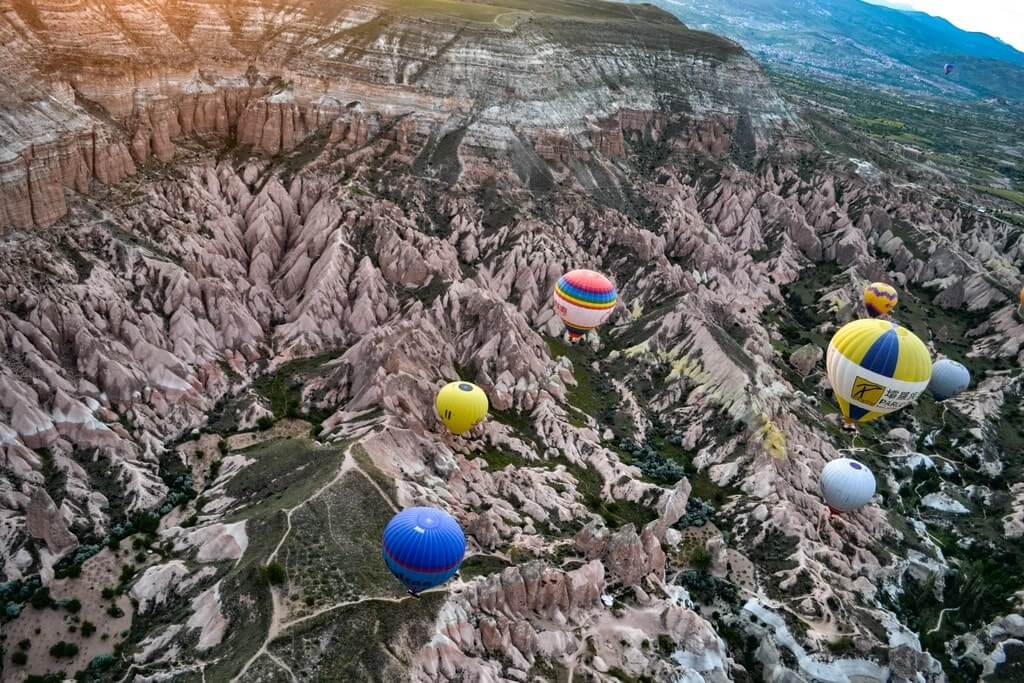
[865,1,1024,52]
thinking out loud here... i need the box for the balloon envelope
[826,319,932,423]
[928,359,970,401]
[382,507,465,594]
[863,282,898,318]
[821,458,876,513]
[435,381,488,435]
[553,269,617,341]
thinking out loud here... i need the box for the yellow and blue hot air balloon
[435,381,489,435]
[863,282,898,318]
[826,319,932,424]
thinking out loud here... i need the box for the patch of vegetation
[49,641,79,658]
[459,555,512,579]
[12,650,28,666]
[223,439,347,522]
[676,569,739,606]
[280,470,404,605]
[252,352,339,423]
[974,186,1024,208]
[266,593,446,680]
[352,445,398,507]
[262,562,287,586]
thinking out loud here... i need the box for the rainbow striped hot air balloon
[553,269,618,341]
[826,319,932,424]
[863,282,898,318]
[382,507,465,595]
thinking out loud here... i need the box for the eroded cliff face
[0,0,790,230]
[1,1,1022,682]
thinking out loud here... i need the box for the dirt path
[232,445,358,682]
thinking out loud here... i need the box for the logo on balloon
[852,376,885,406]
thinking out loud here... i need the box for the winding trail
[230,444,433,682]
[928,606,960,634]
[232,445,358,682]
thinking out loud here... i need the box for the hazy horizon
[864,0,1024,52]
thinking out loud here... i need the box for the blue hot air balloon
[382,507,465,595]
[928,358,970,401]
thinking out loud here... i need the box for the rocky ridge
[0,0,1022,681]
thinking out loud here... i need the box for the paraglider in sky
[553,269,618,342]
[382,507,465,595]
[928,358,970,401]
[821,458,876,514]
[863,282,898,318]
[826,319,932,424]
[944,63,954,76]
[435,381,489,435]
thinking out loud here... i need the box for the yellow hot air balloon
[863,282,898,318]
[826,319,931,424]
[435,381,489,435]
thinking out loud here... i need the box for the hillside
[638,0,1024,101]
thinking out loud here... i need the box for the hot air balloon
[826,319,932,424]
[553,269,617,342]
[435,381,488,435]
[928,358,970,401]
[1019,286,1024,316]
[821,458,876,514]
[944,63,954,75]
[863,282,898,318]
[382,507,465,595]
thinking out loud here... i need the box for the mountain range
[634,0,1024,101]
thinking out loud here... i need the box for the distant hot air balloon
[928,358,971,401]
[863,282,898,318]
[435,381,488,435]
[826,319,932,424]
[944,63,954,75]
[821,458,876,514]
[553,269,618,342]
[382,507,465,595]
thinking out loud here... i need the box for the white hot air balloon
[820,458,876,514]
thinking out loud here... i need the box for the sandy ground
[2,548,133,681]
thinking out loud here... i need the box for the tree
[81,621,96,637]
[262,562,287,586]
[49,641,79,658]
[30,587,53,609]
[64,598,81,614]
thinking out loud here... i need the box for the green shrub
[101,587,115,600]
[262,562,287,585]
[106,605,124,618]
[690,547,713,571]
[64,598,81,614]
[256,416,275,431]
[49,641,79,658]
[12,651,28,665]
[81,621,96,637]
[18,639,31,651]
[30,587,53,609]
